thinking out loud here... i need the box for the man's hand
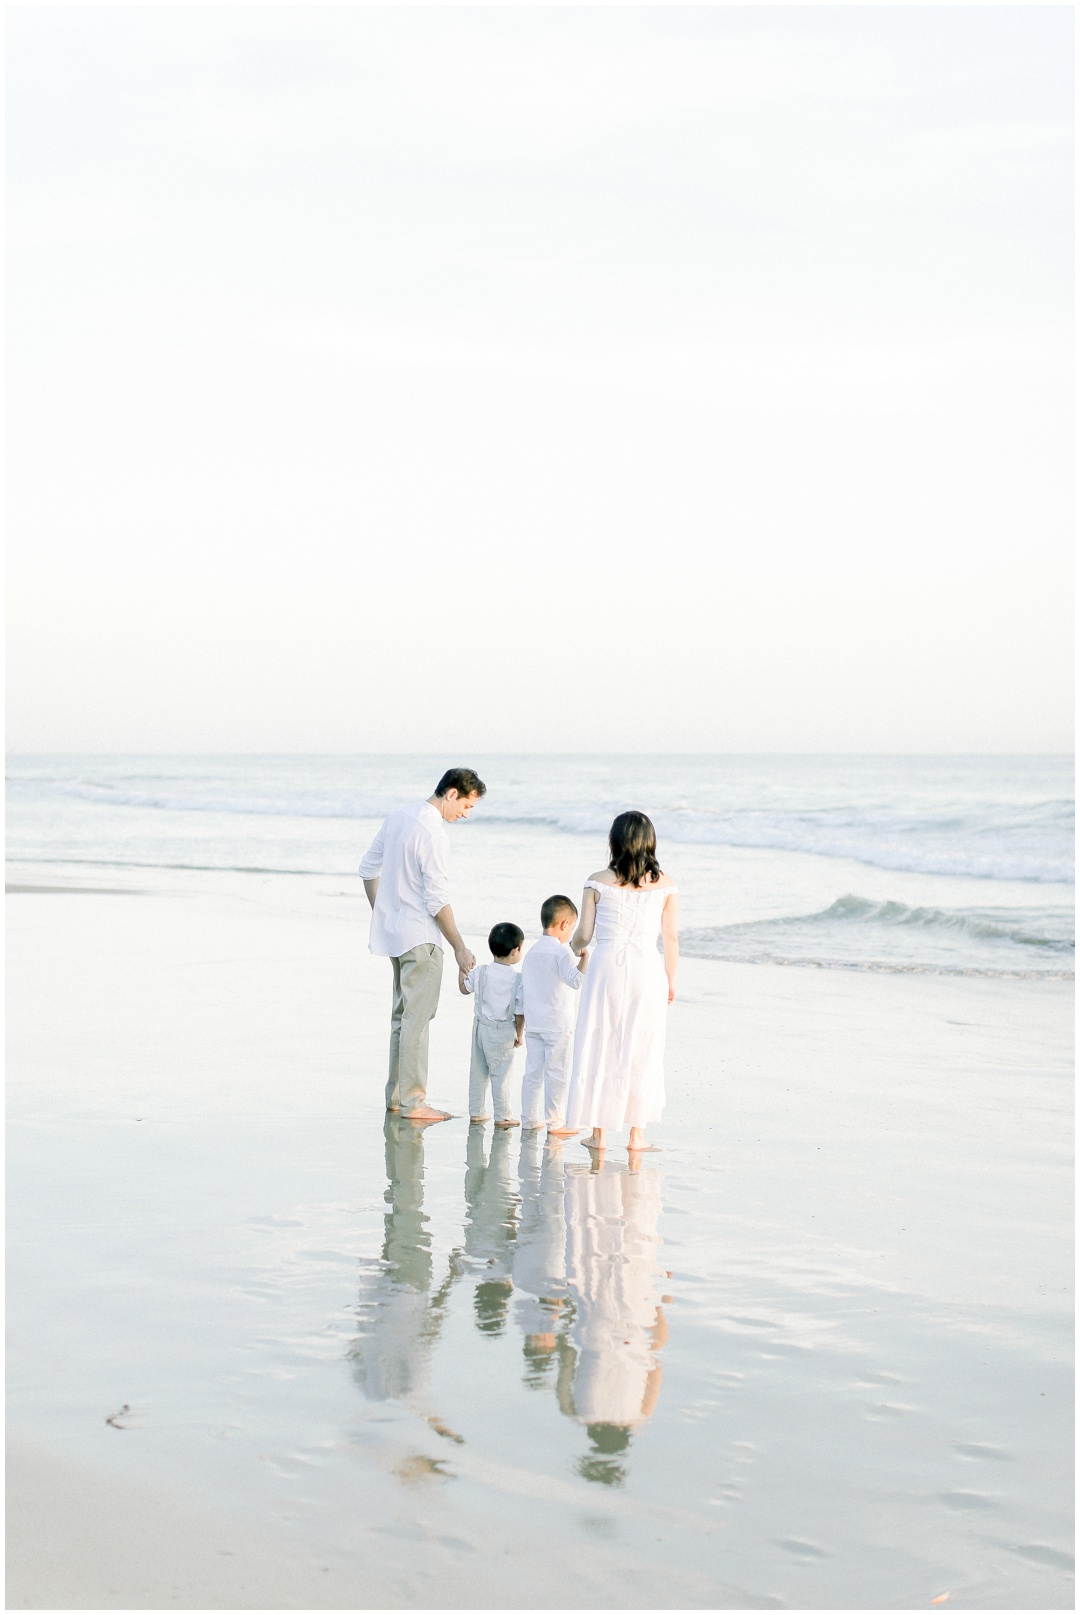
[434,903,474,974]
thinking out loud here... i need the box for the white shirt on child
[520,936,584,1036]
[464,961,523,1022]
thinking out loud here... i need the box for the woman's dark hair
[608,810,662,888]
[434,767,487,799]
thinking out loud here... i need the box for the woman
[565,811,679,1153]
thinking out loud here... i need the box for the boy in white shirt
[520,896,588,1137]
[459,923,525,1128]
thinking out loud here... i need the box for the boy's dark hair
[540,894,578,930]
[434,767,487,799]
[489,921,524,959]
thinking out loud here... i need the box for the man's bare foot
[470,1115,491,1124]
[400,1106,454,1123]
[547,1126,578,1138]
[494,1119,520,1129]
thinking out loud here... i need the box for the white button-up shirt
[463,961,524,1022]
[520,935,584,1036]
[358,801,452,958]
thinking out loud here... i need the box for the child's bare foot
[494,1119,520,1129]
[547,1126,578,1138]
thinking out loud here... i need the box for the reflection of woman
[567,812,679,1154]
[561,1160,668,1483]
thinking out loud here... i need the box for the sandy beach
[6,865,1072,1610]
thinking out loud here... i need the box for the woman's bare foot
[628,1128,660,1152]
[581,1129,606,1151]
[547,1126,578,1138]
[494,1118,520,1129]
[400,1105,454,1123]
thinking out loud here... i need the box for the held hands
[455,945,476,974]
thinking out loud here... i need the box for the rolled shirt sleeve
[419,827,452,917]
[358,822,385,879]
[557,947,584,989]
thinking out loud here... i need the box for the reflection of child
[520,896,588,1136]
[514,1129,572,1382]
[460,923,525,1126]
[464,1125,517,1337]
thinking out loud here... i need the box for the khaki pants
[387,943,444,1112]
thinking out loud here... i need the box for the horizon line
[5,750,1075,761]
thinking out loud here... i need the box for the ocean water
[6,753,1074,978]
[7,754,1074,1607]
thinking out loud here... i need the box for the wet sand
[6,878,1073,1609]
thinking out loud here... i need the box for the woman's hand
[667,980,677,1004]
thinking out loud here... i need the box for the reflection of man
[359,768,486,1121]
[350,1115,457,1406]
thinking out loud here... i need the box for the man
[359,767,485,1122]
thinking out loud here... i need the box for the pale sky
[7,4,1073,753]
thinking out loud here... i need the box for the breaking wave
[682,894,1075,978]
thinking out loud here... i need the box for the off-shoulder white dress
[565,879,676,1132]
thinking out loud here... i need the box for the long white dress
[565,879,675,1132]
[564,1163,665,1427]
